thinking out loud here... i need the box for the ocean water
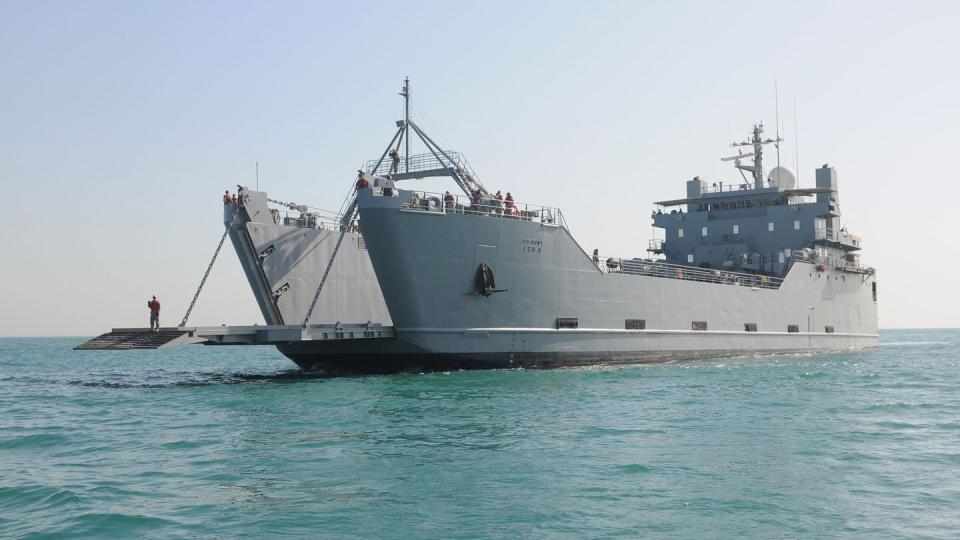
[1,330,959,539]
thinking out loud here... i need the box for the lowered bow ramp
[75,323,396,350]
[75,328,203,350]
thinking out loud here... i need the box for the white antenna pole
[256,161,259,190]
[775,80,781,173]
[793,98,799,188]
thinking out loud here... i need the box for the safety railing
[263,199,355,232]
[700,182,755,194]
[594,256,784,289]
[397,190,567,228]
[364,150,480,181]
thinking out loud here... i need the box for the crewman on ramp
[147,295,161,333]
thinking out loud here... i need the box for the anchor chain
[179,206,242,328]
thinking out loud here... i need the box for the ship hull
[276,330,875,373]
[354,188,879,368]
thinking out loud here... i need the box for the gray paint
[226,188,391,327]
[355,181,878,361]
[653,165,862,275]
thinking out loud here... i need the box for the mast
[752,124,765,188]
[400,77,410,173]
[729,123,781,189]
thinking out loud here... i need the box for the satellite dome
[768,166,797,190]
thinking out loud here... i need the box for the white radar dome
[768,166,797,190]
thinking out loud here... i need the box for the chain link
[179,207,242,328]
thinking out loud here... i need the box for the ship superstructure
[651,124,865,279]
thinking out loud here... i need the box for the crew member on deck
[389,149,400,174]
[223,190,232,204]
[471,188,483,214]
[356,173,370,190]
[505,192,515,217]
[147,295,160,333]
[444,191,455,210]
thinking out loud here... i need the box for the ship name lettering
[521,238,543,255]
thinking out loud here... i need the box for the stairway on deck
[74,329,190,350]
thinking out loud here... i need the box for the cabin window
[701,226,708,237]
[778,252,785,264]
[732,224,739,234]
[692,321,708,331]
[744,323,758,332]
[825,326,835,333]
[794,220,801,230]
[687,254,694,263]
[872,282,877,301]
[768,222,775,232]
[787,325,799,333]
[678,228,684,238]
[556,317,579,329]
[625,319,646,330]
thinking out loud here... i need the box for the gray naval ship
[344,101,877,370]
[228,84,877,372]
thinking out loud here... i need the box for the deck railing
[396,190,567,228]
[594,256,784,289]
[364,151,480,181]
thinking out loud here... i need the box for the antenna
[400,77,410,173]
[256,161,259,190]
[775,80,781,173]
[793,98,800,188]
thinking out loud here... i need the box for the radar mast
[729,123,782,189]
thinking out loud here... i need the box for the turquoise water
[2,331,959,538]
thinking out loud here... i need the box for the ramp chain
[179,207,242,328]
[302,202,357,328]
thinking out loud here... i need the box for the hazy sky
[2,0,958,336]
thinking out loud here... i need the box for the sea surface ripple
[1,329,959,538]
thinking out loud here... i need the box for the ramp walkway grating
[74,329,190,350]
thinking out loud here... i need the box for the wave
[881,341,952,347]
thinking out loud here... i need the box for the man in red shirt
[147,295,160,332]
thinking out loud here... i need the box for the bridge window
[794,220,801,230]
[701,226,708,237]
[768,222,775,232]
[787,325,799,333]
[687,254,694,263]
[678,228,684,238]
[732,224,739,234]
[692,321,708,331]
[825,326,835,333]
[744,323,758,332]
